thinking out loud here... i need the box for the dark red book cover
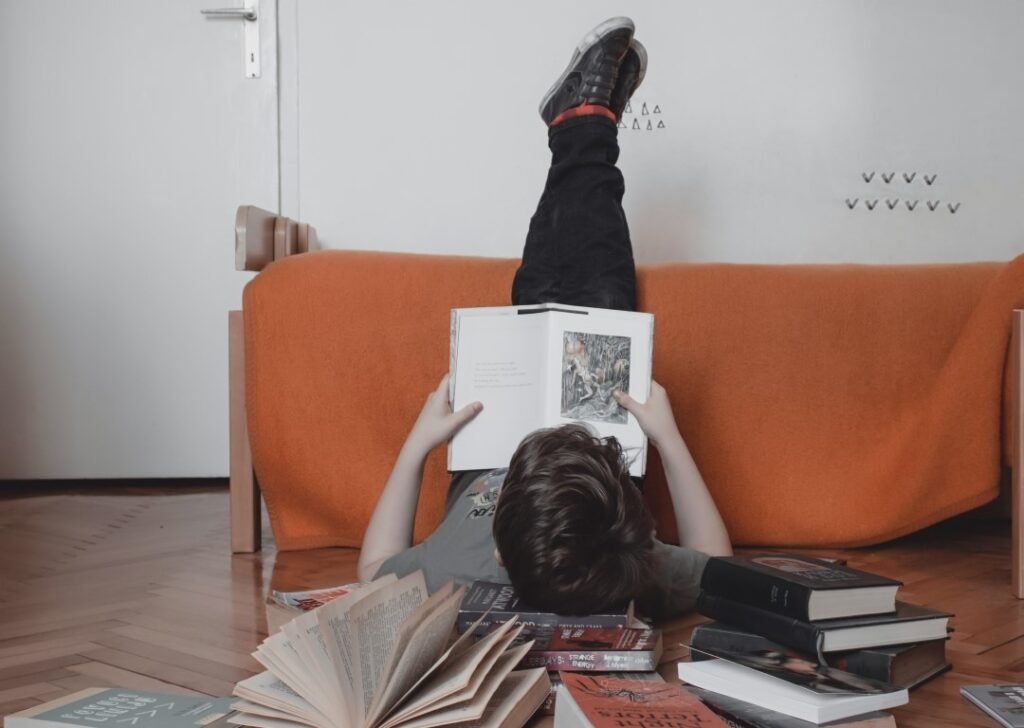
[521,627,662,671]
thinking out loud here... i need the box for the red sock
[549,104,617,127]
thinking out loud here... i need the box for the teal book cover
[9,689,235,728]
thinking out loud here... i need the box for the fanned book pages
[448,304,654,477]
[231,571,551,728]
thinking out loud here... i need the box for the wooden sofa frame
[227,205,1024,597]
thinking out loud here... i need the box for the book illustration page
[561,332,630,425]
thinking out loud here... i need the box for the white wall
[283,0,1024,264]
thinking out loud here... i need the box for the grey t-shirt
[375,469,709,620]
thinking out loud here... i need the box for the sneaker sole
[630,38,648,93]
[538,16,635,119]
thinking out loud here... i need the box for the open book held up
[449,304,654,477]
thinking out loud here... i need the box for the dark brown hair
[493,424,655,615]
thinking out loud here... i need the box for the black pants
[511,116,636,312]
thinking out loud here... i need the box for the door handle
[200,1,260,78]
[201,7,257,21]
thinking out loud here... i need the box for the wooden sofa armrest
[234,205,319,272]
[1013,309,1024,597]
[230,205,318,552]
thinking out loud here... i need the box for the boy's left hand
[407,374,482,453]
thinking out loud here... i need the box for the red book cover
[561,673,728,728]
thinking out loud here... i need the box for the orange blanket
[244,251,1024,550]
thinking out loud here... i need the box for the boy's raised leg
[512,19,645,312]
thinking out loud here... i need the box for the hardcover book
[518,626,662,672]
[677,659,908,724]
[458,581,637,635]
[448,304,654,477]
[700,554,901,621]
[961,684,1024,728]
[696,593,951,655]
[690,621,950,688]
[685,687,895,728]
[554,673,728,728]
[232,572,550,728]
[6,689,236,728]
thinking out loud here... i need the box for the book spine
[689,623,793,660]
[700,559,813,620]
[829,650,894,683]
[456,612,628,635]
[520,650,658,672]
[696,593,822,655]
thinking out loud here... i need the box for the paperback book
[233,572,550,728]
[449,304,654,477]
[516,626,662,672]
[700,554,901,621]
[961,684,1024,728]
[457,580,637,635]
[540,671,664,716]
[554,673,728,728]
[690,621,950,688]
[266,583,360,633]
[696,593,951,655]
[6,689,236,728]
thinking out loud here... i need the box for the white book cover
[449,304,654,477]
[677,659,908,725]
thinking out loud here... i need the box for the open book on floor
[232,572,550,728]
[449,304,653,477]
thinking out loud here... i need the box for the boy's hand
[613,381,682,450]
[407,374,482,453]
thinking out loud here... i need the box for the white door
[0,1,278,478]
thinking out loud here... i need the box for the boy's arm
[356,375,482,583]
[613,382,733,557]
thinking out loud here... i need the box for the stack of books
[678,553,953,727]
[457,581,666,716]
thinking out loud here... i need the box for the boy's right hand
[612,380,682,450]
[406,374,482,453]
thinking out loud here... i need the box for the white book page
[252,636,321,711]
[233,672,331,728]
[283,610,348,722]
[227,716,311,728]
[449,307,547,471]
[380,620,524,728]
[317,576,400,727]
[391,643,534,728]
[345,572,431,723]
[231,699,320,727]
[543,308,653,477]
[364,584,463,727]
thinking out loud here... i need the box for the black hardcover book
[696,593,951,655]
[700,554,902,621]
[691,621,950,688]
[457,581,634,635]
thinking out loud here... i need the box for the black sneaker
[609,39,647,120]
[538,17,635,125]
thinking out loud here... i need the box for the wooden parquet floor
[0,484,1021,727]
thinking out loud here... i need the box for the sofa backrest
[244,250,1021,550]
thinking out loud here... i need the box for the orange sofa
[227,208,1024,594]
